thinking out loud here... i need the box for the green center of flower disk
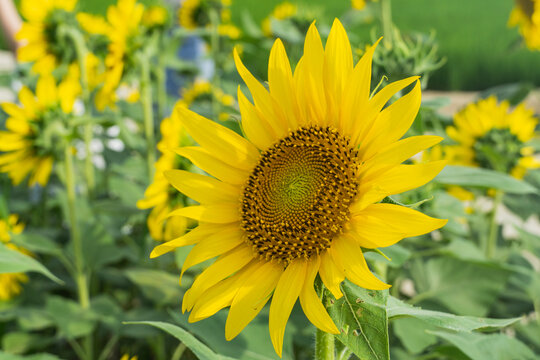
[241,126,359,263]
[44,10,77,63]
[473,128,522,173]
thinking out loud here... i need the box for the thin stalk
[140,54,156,180]
[380,0,394,46]
[337,347,353,360]
[486,190,503,259]
[156,49,167,122]
[64,145,92,360]
[315,289,335,360]
[209,8,221,120]
[65,27,95,197]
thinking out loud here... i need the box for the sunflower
[446,96,539,179]
[142,5,169,28]
[509,0,540,50]
[0,215,29,301]
[0,75,80,186]
[150,20,446,356]
[351,0,366,10]
[137,112,192,241]
[262,2,297,37]
[77,0,144,110]
[178,0,231,30]
[178,80,235,121]
[16,0,78,74]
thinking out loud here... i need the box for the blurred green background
[2,0,540,90]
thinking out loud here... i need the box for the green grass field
[2,0,540,90]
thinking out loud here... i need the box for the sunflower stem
[316,290,335,360]
[380,0,394,46]
[65,26,96,198]
[64,144,92,360]
[140,53,156,181]
[486,189,503,259]
[209,8,222,121]
[316,328,335,360]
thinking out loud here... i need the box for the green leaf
[409,257,510,316]
[124,321,234,360]
[0,243,63,284]
[429,330,536,360]
[388,296,520,331]
[0,352,62,360]
[434,165,537,194]
[2,331,52,355]
[45,296,96,339]
[393,317,438,354]
[123,268,183,306]
[11,232,62,256]
[328,280,390,360]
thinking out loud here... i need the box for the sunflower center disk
[241,126,360,263]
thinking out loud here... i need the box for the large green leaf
[410,257,510,316]
[328,280,390,360]
[388,296,520,331]
[0,243,62,284]
[434,165,537,194]
[125,321,234,360]
[123,268,183,306]
[430,330,536,360]
[45,296,97,339]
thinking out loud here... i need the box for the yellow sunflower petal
[234,48,288,137]
[31,156,53,186]
[340,38,381,135]
[176,146,248,185]
[352,76,419,146]
[150,223,226,258]
[36,75,58,107]
[361,81,422,160]
[350,203,447,248]
[164,170,240,204]
[189,262,259,322]
[355,161,446,211]
[174,105,259,170]
[293,22,326,126]
[323,19,353,128]
[361,135,443,179]
[180,226,245,280]
[238,87,276,150]
[299,255,340,334]
[268,39,298,129]
[183,246,254,312]
[167,204,240,224]
[269,259,307,358]
[319,251,344,299]
[225,261,283,340]
[330,235,390,290]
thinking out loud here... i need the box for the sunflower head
[142,5,169,28]
[446,96,539,178]
[16,0,79,74]
[0,75,80,186]
[509,0,540,50]
[151,19,447,357]
[178,0,229,29]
